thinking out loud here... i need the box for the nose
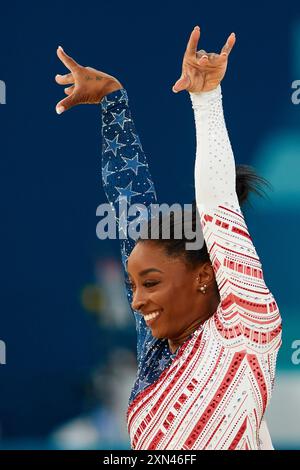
[131,290,146,313]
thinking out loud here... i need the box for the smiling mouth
[143,310,161,326]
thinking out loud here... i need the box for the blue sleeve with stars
[100,88,157,363]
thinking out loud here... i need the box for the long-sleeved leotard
[100,87,282,450]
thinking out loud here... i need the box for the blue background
[0,0,299,449]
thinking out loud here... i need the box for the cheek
[149,284,175,308]
[168,281,197,312]
[157,282,192,311]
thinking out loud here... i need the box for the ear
[196,262,215,289]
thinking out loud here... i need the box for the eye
[143,281,160,288]
[126,279,160,291]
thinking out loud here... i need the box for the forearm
[100,88,157,218]
[190,85,239,210]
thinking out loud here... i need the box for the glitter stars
[136,378,151,394]
[145,178,156,195]
[111,109,131,129]
[100,94,115,113]
[117,210,128,239]
[104,134,126,157]
[115,182,141,205]
[158,355,171,370]
[102,161,114,185]
[132,132,142,148]
[121,153,146,175]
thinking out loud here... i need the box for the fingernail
[172,87,178,93]
[56,106,65,114]
[194,25,200,30]
[58,45,64,51]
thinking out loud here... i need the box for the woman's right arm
[100,88,158,360]
[55,47,158,362]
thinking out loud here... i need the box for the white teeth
[144,311,160,321]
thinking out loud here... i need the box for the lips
[143,310,162,326]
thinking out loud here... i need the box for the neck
[168,317,204,354]
[168,294,220,354]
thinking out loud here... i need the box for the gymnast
[55,26,282,449]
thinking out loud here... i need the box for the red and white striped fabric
[127,86,282,450]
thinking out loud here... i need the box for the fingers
[185,26,201,58]
[196,49,209,65]
[196,49,231,67]
[220,32,236,58]
[56,93,78,114]
[55,72,74,85]
[64,85,75,95]
[55,47,78,113]
[56,46,80,72]
[172,73,191,93]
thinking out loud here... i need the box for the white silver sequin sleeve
[189,86,282,354]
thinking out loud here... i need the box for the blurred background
[0,0,299,450]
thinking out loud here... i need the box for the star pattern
[111,109,131,129]
[117,210,128,239]
[121,153,146,175]
[132,132,142,148]
[136,378,151,394]
[102,161,114,185]
[158,355,172,369]
[100,95,115,113]
[115,181,141,205]
[100,89,282,451]
[100,89,175,404]
[145,178,156,195]
[104,134,126,157]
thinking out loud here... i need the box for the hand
[172,26,236,94]
[55,46,123,114]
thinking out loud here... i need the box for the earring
[196,276,207,294]
[200,284,207,294]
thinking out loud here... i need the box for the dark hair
[136,164,271,269]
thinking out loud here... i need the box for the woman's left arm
[173,27,282,354]
[191,84,282,355]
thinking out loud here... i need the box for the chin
[150,328,166,340]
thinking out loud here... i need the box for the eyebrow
[138,268,163,276]
[127,268,163,279]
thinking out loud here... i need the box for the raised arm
[173,27,282,354]
[100,88,158,360]
[55,47,158,361]
[191,86,282,354]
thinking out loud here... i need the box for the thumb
[172,73,191,93]
[55,93,78,114]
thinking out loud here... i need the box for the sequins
[101,86,282,450]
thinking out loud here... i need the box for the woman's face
[127,241,208,340]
